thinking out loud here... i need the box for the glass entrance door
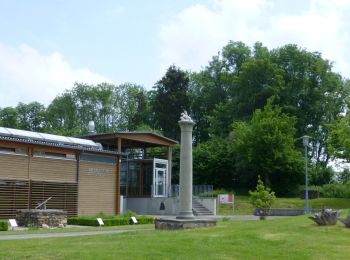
[155,168,166,197]
[153,158,168,197]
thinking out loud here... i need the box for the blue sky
[0,0,349,107]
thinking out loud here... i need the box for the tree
[231,99,304,195]
[310,166,334,186]
[328,111,350,161]
[0,107,18,128]
[16,102,46,131]
[189,42,348,167]
[189,41,251,142]
[337,169,350,184]
[151,65,190,140]
[249,176,276,220]
[271,45,348,166]
[46,93,79,135]
[193,137,236,189]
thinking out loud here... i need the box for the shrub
[320,182,350,198]
[121,210,137,218]
[249,176,276,219]
[0,220,8,231]
[67,215,154,226]
[103,218,130,226]
[136,216,154,224]
[67,217,98,226]
[336,169,350,184]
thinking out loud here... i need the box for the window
[0,146,27,155]
[33,150,76,160]
[80,153,116,164]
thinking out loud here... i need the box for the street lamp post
[302,135,310,214]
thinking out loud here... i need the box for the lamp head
[302,135,310,147]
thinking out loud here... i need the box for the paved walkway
[148,215,287,221]
[0,229,152,241]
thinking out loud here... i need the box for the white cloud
[158,0,350,79]
[0,43,110,107]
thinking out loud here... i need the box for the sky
[0,0,349,107]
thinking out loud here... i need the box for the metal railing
[169,185,213,198]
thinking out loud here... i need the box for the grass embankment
[218,196,350,215]
[0,216,349,259]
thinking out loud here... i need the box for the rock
[58,223,64,228]
[42,224,49,229]
[309,208,342,225]
[338,209,350,228]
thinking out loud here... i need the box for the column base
[176,211,195,219]
[155,218,217,230]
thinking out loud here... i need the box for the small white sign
[97,218,104,226]
[9,219,18,227]
[131,216,138,224]
[218,194,234,204]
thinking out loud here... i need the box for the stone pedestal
[176,118,195,219]
[155,218,217,230]
[16,209,67,227]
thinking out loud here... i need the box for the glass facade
[120,160,153,197]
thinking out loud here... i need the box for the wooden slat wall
[0,179,29,219]
[78,162,116,216]
[31,157,76,183]
[30,180,78,216]
[0,154,29,180]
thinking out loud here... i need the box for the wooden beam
[27,147,32,209]
[167,146,173,192]
[115,137,122,214]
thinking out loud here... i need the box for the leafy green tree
[117,83,150,131]
[193,137,236,189]
[190,42,347,167]
[337,169,350,184]
[310,166,334,186]
[45,92,79,136]
[231,99,304,195]
[190,41,251,141]
[151,65,190,141]
[0,107,18,128]
[328,111,350,161]
[249,175,276,220]
[16,102,46,131]
[271,45,348,166]
[228,57,284,121]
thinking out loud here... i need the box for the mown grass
[0,223,153,236]
[0,215,349,259]
[218,196,350,215]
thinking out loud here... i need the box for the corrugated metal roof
[0,127,115,153]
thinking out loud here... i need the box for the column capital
[178,120,195,131]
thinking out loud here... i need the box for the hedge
[67,216,154,226]
[0,220,8,231]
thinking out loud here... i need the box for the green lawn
[218,196,350,215]
[0,216,350,259]
[0,223,152,236]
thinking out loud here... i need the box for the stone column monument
[176,111,195,219]
[154,111,217,229]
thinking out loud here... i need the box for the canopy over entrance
[82,131,177,151]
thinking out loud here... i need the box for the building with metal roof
[0,127,177,218]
